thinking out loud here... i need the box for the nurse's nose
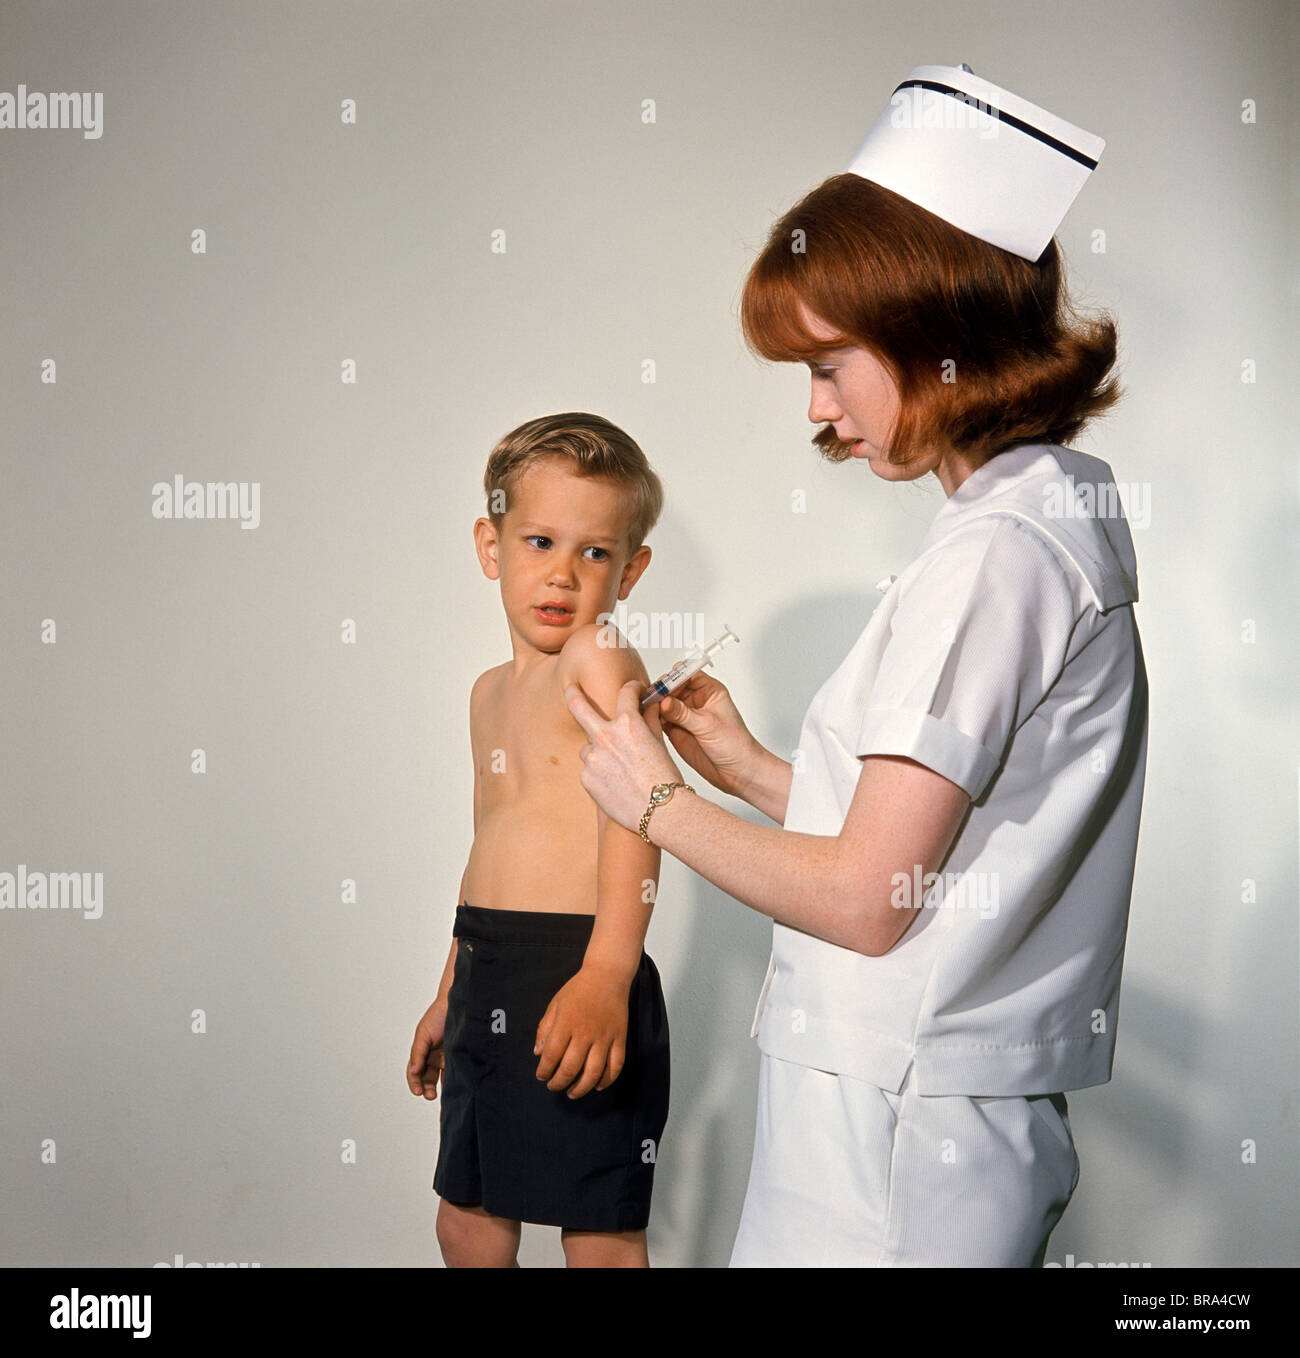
[808,376,842,425]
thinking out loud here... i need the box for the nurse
[564,63,1148,1267]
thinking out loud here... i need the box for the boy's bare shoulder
[469,663,508,715]
[557,622,649,713]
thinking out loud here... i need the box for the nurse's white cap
[845,63,1105,262]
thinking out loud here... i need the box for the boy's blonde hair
[484,412,663,550]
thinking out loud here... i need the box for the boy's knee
[561,1227,648,1269]
[435,1200,480,1266]
[436,1198,518,1268]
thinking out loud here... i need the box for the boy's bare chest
[473,667,586,798]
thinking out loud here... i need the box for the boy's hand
[406,998,449,1099]
[534,965,630,1099]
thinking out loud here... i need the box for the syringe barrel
[640,626,740,711]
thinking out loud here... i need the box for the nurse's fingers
[668,669,727,709]
[614,678,643,718]
[658,693,706,733]
[563,683,604,739]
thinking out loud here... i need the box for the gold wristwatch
[638,781,694,844]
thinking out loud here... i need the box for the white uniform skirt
[730,1052,1080,1267]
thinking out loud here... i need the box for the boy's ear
[617,544,651,601]
[473,517,501,580]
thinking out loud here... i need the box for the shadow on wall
[1055,969,1299,1268]
[652,586,886,1266]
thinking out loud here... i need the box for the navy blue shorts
[433,904,670,1232]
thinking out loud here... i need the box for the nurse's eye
[809,364,836,380]
[525,535,552,550]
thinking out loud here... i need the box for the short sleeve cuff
[857,707,1001,801]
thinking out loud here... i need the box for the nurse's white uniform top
[730,440,1147,1266]
[749,440,1149,1098]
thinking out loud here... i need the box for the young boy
[405,412,671,1268]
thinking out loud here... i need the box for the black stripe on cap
[891,79,1098,169]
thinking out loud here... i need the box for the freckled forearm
[646,793,893,955]
[737,745,795,824]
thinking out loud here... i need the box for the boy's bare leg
[560,1227,649,1268]
[436,1199,521,1268]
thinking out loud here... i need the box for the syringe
[640,626,740,712]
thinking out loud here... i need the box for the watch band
[638,781,694,844]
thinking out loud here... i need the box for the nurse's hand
[564,680,683,832]
[653,671,763,798]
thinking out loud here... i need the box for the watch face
[651,783,673,804]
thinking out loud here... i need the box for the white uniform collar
[916,442,1140,612]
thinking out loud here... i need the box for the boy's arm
[582,635,660,984]
[585,803,657,984]
[533,627,661,1098]
[433,860,470,1002]
[407,675,486,1098]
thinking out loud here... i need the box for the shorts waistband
[454,903,596,946]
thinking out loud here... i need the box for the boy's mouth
[533,603,574,625]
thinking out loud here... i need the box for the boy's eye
[523,536,608,561]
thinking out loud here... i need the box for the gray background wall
[2,0,1295,1268]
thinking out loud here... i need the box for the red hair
[740,174,1121,465]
